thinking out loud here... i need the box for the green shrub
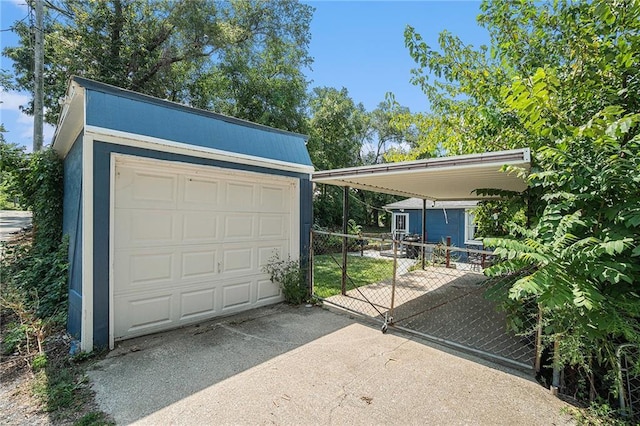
[0,147,68,321]
[2,322,29,355]
[32,353,48,370]
[262,255,308,304]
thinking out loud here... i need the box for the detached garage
[53,77,313,352]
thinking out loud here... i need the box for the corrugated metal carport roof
[312,148,530,201]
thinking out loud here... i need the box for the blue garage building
[52,77,314,352]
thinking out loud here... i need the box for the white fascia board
[84,125,315,175]
[80,132,94,352]
[312,148,531,182]
[52,83,85,158]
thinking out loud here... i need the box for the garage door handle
[218,262,221,273]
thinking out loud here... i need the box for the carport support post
[309,229,314,297]
[389,239,398,321]
[421,199,427,269]
[341,186,350,295]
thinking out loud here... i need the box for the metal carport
[312,148,531,201]
[310,148,535,370]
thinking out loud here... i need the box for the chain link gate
[311,230,537,371]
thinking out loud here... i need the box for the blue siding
[299,177,313,287]
[91,141,312,349]
[83,86,312,167]
[393,208,466,248]
[407,210,422,235]
[63,134,83,338]
[426,209,465,248]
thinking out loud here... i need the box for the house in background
[53,76,314,352]
[384,198,481,249]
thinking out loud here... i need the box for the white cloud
[0,91,30,110]
[19,118,56,138]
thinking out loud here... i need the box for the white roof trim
[312,148,530,201]
[384,198,480,210]
[52,81,85,157]
[85,125,315,174]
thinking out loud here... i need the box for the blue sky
[0,0,489,151]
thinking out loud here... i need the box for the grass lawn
[312,253,395,298]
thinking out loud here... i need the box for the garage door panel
[180,288,216,320]
[115,249,177,291]
[258,215,288,238]
[182,212,219,243]
[225,182,256,211]
[222,281,252,310]
[223,214,254,239]
[258,245,287,268]
[114,293,173,338]
[222,247,253,273]
[116,166,178,210]
[180,176,220,209]
[181,248,218,280]
[115,209,179,248]
[131,252,174,285]
[260,186,289,212]
[257,278,281,302]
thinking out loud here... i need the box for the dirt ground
[0,228,108,425]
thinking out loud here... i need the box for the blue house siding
[62,134,83,338]
[81,80,312,167]
[91,141,312,349]
[395,208,466,248]
[426,209,465,248]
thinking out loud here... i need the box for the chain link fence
[618,344,640,421]
[311,230,537,371]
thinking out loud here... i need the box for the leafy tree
[306,86,368,171]
[0,132,28,209]
[394,25,522,159]
[306,86,366,228]
[362,94,416,165]
[399,0,640,401]
[4,0,313,131]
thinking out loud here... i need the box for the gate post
[309,229,314,296]
[389,238,398,321]
[341,186,350,295]
[421,199,427,270]
[445,236,451,268]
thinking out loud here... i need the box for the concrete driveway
[89,304,573,425]
[0,210,32,242]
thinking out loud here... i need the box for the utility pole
[33,0,44,151]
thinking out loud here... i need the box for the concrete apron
[88,304,573,425]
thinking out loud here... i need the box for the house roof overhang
[312,148,531,201]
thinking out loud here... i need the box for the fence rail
[311,230,537,371]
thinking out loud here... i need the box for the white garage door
[112,156,298,340]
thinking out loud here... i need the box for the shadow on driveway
[89,303,573,425]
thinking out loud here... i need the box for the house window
[465,210,481,245]
[392,212,409,239]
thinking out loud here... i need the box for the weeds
[562,402,632,425]
[262,254,308,304]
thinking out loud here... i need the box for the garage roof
[53,77,313,171]
[312,148,530,201]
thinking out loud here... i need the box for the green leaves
[3,0,314,130]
